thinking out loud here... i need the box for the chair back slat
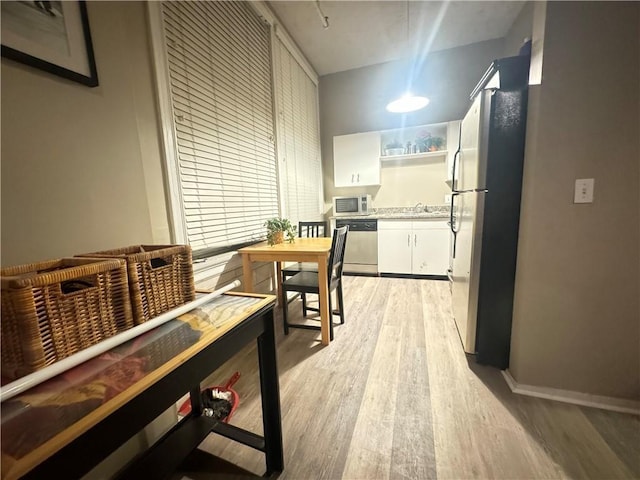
[298,221,328,238]
[328,226,349,280]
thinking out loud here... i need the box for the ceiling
[267,1,526,76]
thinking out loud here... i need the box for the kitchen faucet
[414,202,424,213]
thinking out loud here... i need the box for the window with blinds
[273,35,323,226]
[161,1,279,254]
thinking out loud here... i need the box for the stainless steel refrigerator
[449,55,530,369]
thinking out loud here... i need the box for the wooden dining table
[238,237,333,345]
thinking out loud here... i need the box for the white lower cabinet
[378,225,413,274]
[378,219,450,275]
[412,221,450,275]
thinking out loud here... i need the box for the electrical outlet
[444,194,452,204]
[574,178,594,203]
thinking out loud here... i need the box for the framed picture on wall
[1,1,98,87]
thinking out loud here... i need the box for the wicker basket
[78,245,195,325]
[1,257,134,380]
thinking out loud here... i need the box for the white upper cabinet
[333,131,381,187]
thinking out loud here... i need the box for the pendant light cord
[385,0,430,112]
[406,0,409,50]
[315,1,329,29]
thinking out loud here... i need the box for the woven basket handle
[3,259,125,288]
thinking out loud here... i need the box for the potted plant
[416,132,444,152]
[264,217,296,246]
[415,131,432,152]
[384,139,404,156]
[429,136,444,151]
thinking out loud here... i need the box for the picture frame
[1,1,98,87]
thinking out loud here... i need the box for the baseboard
[342,272,449,280]
[502,370,640,416]
[343,271,379,277]
[378,273,448,280]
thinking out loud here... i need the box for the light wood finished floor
[190,277,639,479]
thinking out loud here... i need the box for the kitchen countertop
[332,205,450,220]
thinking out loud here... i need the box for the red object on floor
[178,371,240,422]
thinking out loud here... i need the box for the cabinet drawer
[378,219,412,230]
[411,219,449,230]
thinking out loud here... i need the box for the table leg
[189,386,202,416]
[241,253,254,293]
[275,262,283,306]
[317,255,330,345]
[257,309,284,473]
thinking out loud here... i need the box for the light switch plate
[574,178,594,203]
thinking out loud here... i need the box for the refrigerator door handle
[449,192,459,259]
[455,188,487,194]
[451,148,461,193]
[449,188,486,251]
[449,192,460,234]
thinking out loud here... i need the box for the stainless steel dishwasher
[335,218,378,274]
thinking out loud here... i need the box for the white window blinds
[161,1,278,252]
[273,35,323,226]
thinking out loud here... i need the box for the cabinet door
[333,131,381,187]
[378,229,412,274]
[412,223,451,275]
[445,120,461,189]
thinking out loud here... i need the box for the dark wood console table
[1,292,283,479]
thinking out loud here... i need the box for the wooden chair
[281,221,328,311]
[297,221,327,239]
[281,226,348,341]
[281,221,327,278]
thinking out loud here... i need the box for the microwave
[333,195,372,216]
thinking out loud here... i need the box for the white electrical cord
[0,280,241,403]
[315,0,329,29]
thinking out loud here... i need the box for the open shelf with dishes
[379,123,448,161]
[380,149,447,166]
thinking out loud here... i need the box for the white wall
[1,1,170,267]
[2,3,180,477]
[374,162,449,207]
[510,1,640,400]
[504,1,534,57]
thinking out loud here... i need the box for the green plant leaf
[264,217,297,245]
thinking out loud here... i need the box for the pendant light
[385,1,429,113]
[386,93,430,113]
